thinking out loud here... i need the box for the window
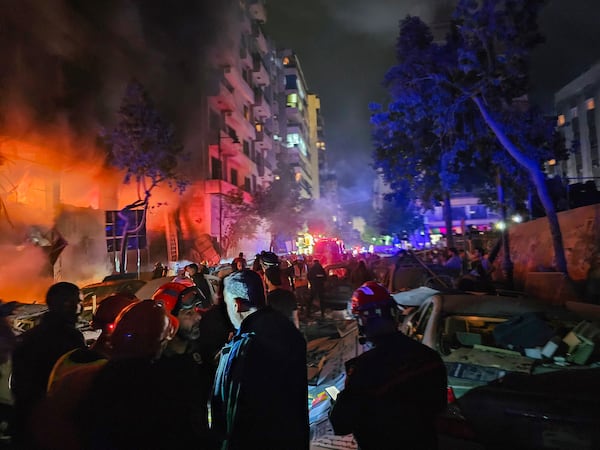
[243,104,250,121]
[557,114,566,127]
[211,157,222,180]
[451,206,467,220]
[244,177,251,192]
[468,205,488,220]
[285,74,297,90]
[572,116,582,174]
[243,140,250,157]
[231,169,238,187]
[587,107,598,166]
[286,93,298,108]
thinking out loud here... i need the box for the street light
[217,128,240,256]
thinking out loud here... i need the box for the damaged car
[401,293,600,449]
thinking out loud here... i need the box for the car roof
[434,293,573,318]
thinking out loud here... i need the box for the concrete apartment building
[0,0,328,296]
[554,61,600,188]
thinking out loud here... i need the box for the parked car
[401,293,600,449]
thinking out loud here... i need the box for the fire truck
[312,237,346,265]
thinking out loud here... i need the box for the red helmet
[110,300,179,359]
[91,293,139,333]
[151,282,205,315]
[351,281,394,317]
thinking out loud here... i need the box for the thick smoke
[0,0,233,300]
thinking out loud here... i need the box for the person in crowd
[444,247,463,278]
[264,266,300,328]
[30,297,150,450]
[152,261,167,279]
[0,301,18,442]
[231,252,247,271]
[329,281,447,450]
[458,247,495,292]
[152,281,227,447]
[212,269,309,450]
[307,258,327,317]
[74,300,203,450]
[350,259,374,289]
[11,282,85,449]
[185,263,213,308]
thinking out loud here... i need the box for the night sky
[265,0,600,208]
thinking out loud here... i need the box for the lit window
[557,114,566,126]
[286,93,298,108]
[286,133,300,147]
[295,172,302,182]
[586,98,595,110]
[282,56,290,66]
[548,159,556,166]
[255,123,263,132]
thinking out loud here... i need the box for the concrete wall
[495,204,600,302]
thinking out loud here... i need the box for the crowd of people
[0,248,461,449]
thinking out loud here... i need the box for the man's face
[176,307,201,340]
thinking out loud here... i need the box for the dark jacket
[267,288,297,323]
[11,312,85,445]
[77,355,215,450]
[191,272,213,308]
[307,263,327,288]
[329,332,447,450]
[212,306,309,450]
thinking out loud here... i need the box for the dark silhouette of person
[185,263,213,308]
[350,260,373,289]
[11,282,85,449]
[73,300,210,450]
[307,259,327,317]
[330,282,447,450]
[0,301,18,441]
[212,269,309,450]
[265,266,300,328]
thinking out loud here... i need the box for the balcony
[253,88,271,119]
[252,53,269,86]
[254,129,272,151]
[223,65,255,104]
[223,109,256,141]
[208,78,235,112]
[252,22,269,55]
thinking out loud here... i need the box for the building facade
[554,60,600,189]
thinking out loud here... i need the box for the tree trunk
[496,171,514,288]
[443,192,455,248]
[472,96,569,276]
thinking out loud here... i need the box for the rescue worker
[11,282,85,449]
[76,300,189,450]
[212,269,309,450]
[152,281,226,448]
[32,299,176,450]
[329,281,447,450]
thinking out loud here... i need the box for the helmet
[151,282,205,315]
[110,300,179,359]
[91,293,139,333]
[350,281,394,318]
[260,251,280,267]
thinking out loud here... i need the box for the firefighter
[329,281,448,450]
